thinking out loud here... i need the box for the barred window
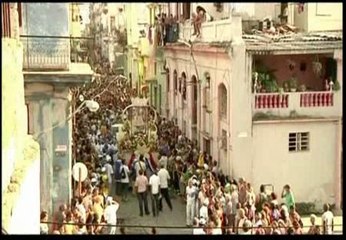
[288,132,309,152]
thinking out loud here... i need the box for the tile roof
[243,31,342,52]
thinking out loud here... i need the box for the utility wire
[33,75,127,140]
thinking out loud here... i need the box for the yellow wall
[69,3,82,37]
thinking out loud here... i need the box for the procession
[40,60,335,234]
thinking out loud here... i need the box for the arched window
[191,75,198,124]
[173,70,178,94]
[203,72,211,111]
[218,83,227,119]
[181,72,187,100]
[166,69,170,92]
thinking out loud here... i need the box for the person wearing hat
[104,155,114,196]
[103,197,120,234]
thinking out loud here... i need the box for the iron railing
[20,35,94,71]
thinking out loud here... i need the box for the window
[181,72,187,101]
[218,83,227,119]
[166,69,170,92]
[221,130,227,149]
[288,132,310,152]
[204,77,211,111]
[173,70,178,94]
[110,16,115,29]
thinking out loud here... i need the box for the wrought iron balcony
[20,35,70,71]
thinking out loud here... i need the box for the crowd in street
[39,65,335,234]
[155,119,335,235]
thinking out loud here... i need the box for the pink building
[160,2,342,210]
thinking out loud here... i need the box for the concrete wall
[8,157,40,234]
[165,46,232,171]
[2,38,40,234]
[252,120,338,207]
[307,3,343,32]
[25,83,73,216]
[1,38,27,193]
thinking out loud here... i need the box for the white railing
[21,36,70,71]
[253,91,342,118]
[179,15,241,42]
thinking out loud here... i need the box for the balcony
[21,36,70,71]
[178,15,241,43]
[253,91,342,120]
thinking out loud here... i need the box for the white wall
[8,158,40,234]
[252,120,338,206]
[307,3,343,32]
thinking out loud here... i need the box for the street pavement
[115,192,193,234]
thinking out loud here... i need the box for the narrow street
[115,192,192,234]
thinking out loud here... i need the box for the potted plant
[332,80,341,91]
[289,76,298,92]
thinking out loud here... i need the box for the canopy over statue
[117,97,158,158]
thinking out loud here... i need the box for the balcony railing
[253,91,341,119]
[178,15,241,43]
[20,35,70,71]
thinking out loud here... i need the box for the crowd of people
[39,60,336,234]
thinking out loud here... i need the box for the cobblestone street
[116,192,192,234]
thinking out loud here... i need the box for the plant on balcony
[332,80,341,91]
[289,76,298,92]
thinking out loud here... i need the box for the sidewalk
[301,215,343,234]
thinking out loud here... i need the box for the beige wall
[2,38,41,233]
[307,3,343,32]
[1,38,27,192]
[295,3,343,32]
[252,120,338,207]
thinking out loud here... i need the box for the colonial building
[161,2,342,209]
[2,2,41,234]
[20,3,94,216]
[89,3,126,73]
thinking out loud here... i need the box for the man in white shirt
[158,164,173,211]
[186,179,198,227]
[149,170,161,217]
[322,203,334,235]
[104,156,114,196]
[104,197,120,235]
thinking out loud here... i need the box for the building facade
[160,2,342,209]
[21,3,94,216]
[89,3,126,73]
[2,2,41,234]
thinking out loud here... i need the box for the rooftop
[244,31,342,52]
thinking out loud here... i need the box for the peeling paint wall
[8,144,40,234]
[1,38,27,193]
[25,83,73,216]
